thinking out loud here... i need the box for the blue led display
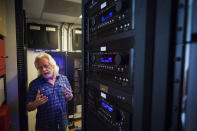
[101,102,114,112]
[101,57,112,63]
[101,12,113,22]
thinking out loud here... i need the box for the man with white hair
[26,53,73,131]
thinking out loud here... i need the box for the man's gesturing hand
[26,90,48,111]
[35,90,48,106]
[64,86,73,101]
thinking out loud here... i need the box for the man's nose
[42,67,48,71]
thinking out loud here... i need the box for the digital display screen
[101,57,112,63]
[101,102,113,112]
[100,46,106,51]
[101,92,106,99]
[101,12,113,22]
[101,2,106,9]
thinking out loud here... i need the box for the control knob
[91,55,96,63]
[115,54,122,65]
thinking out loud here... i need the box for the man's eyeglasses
[37,64,51,71]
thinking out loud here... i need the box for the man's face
[37,57,54,79]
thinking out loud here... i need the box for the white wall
[4,0,20,130]
[27,50,44,131]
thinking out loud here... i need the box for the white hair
[34,53,59,76]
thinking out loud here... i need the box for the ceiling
[23,0,82,24]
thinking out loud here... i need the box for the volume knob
[115,54,122,65]
[91,55,96,63]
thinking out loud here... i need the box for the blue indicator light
[101,17,105,22]
[101,102,114,112]
[101,57,112,63]
[109,12,112,17]
[101,12,113,22]
[108,107,113,112]
[101,58,104,62]
[101,102,106,108]
[108,57,112,62]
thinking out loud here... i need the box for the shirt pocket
[40,87,53,98]
[56,85,66,99]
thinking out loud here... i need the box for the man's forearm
[26,101,39,111]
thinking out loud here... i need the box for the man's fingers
[39,100,48,105]
[64,85,72,94]
[36,91,43,99]
[66,89,73,97]
[35,90,48,106]
[40,95,48,100]
[40,95,48,99]
[64,86,71,91]
[42,99,48,104]
[66,87,72,92]
[40,97,48,103]
[38,96,48,105]
[66,90,72,95]
[66,88,70,93]
[37,90,40,95]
